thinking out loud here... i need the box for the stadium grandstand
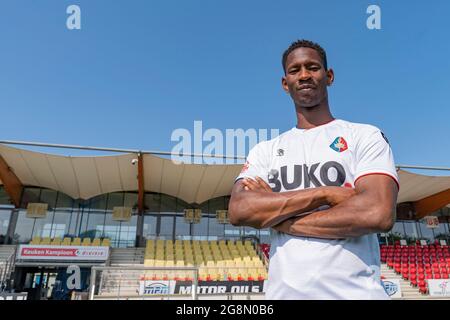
[0,142,449,300]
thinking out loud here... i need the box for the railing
[89,266,267,300]
[0,247,17,292]
[89,266,199,300]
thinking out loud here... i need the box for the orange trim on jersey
[354,172,400,190]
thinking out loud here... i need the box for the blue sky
[0,1,449,174]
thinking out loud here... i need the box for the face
[282,47,334,108]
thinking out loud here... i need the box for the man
[228,40,399,299]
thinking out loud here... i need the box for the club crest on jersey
[330,137,348,153]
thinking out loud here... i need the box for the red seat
[418,274,425,281]
[442,273,449,279]
[434,274,442,279]
[419,286,428,294]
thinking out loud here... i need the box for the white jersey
[235,119,399,300]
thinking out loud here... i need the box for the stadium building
[0,143,449,300]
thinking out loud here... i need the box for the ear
[326,68,334,86]
[281,76,289,93]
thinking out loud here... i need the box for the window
[82,211,106,239]
[0,210,11,243]
[403,221,419,242]
[208,215,225,238]
[31,211,55,239]
[0,187,11,205]
[260,229,271,244]
[20,188,41,207]
[13,210,37,243]
[143,215,157,239]
[175,215,190,238]
[389,221,405,238]
[192,214,209,238]
[418,220,434,241]
[55,192,74,210]
[159,215,175,239]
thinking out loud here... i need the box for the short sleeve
[235,143,269,183]
[354,127,399,189]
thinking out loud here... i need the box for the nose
[298,68,311,81]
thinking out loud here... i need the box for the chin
[296,98,320,108]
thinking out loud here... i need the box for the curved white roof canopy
[0,144,449,205]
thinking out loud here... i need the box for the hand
[272,217,297,234]
[242,177,273,192]
[324,186,357,206]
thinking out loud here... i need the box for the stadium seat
[51,237,62,246]
[30,236,41,245]
[72,238,81,246]
[62,237,72,246]
[101,238,111,247]
[91,238,101,246]
[40,237,51,245]
[81,238,91,246]
[419,286,428,294]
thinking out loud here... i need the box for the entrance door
[26,270,58,300]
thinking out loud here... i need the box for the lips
[297,84,316,91]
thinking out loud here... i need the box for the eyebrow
[287,60,322,69]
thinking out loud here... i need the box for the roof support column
[0,154,23,207]
[136,152,145,247]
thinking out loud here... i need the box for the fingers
[243,178,260,190]
[255,176,272,192]
[242,177,273,192]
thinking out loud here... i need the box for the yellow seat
[30,236,41,245]
[62,237,72,246]
[146,239,155,248]
[71,238,81,246]
[51,237,62,246]
[144,259,155,266]
[101,238,110,247]
[40,237,51,245]
[81,238,91,246]
[91,238,101,246]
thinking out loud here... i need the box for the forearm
[228,184,328,229]
[281,190,395,239]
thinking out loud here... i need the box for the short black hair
[282,39,328,73]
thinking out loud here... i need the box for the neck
[295,99,334,129]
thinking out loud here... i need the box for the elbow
[228,196,245,226]
[373,209,396,233]
[228,208,241,227]
[228,195,262,229]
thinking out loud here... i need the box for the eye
[288,68,298,74]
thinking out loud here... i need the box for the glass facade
[384,209,450,244]
[1,185,448,246]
